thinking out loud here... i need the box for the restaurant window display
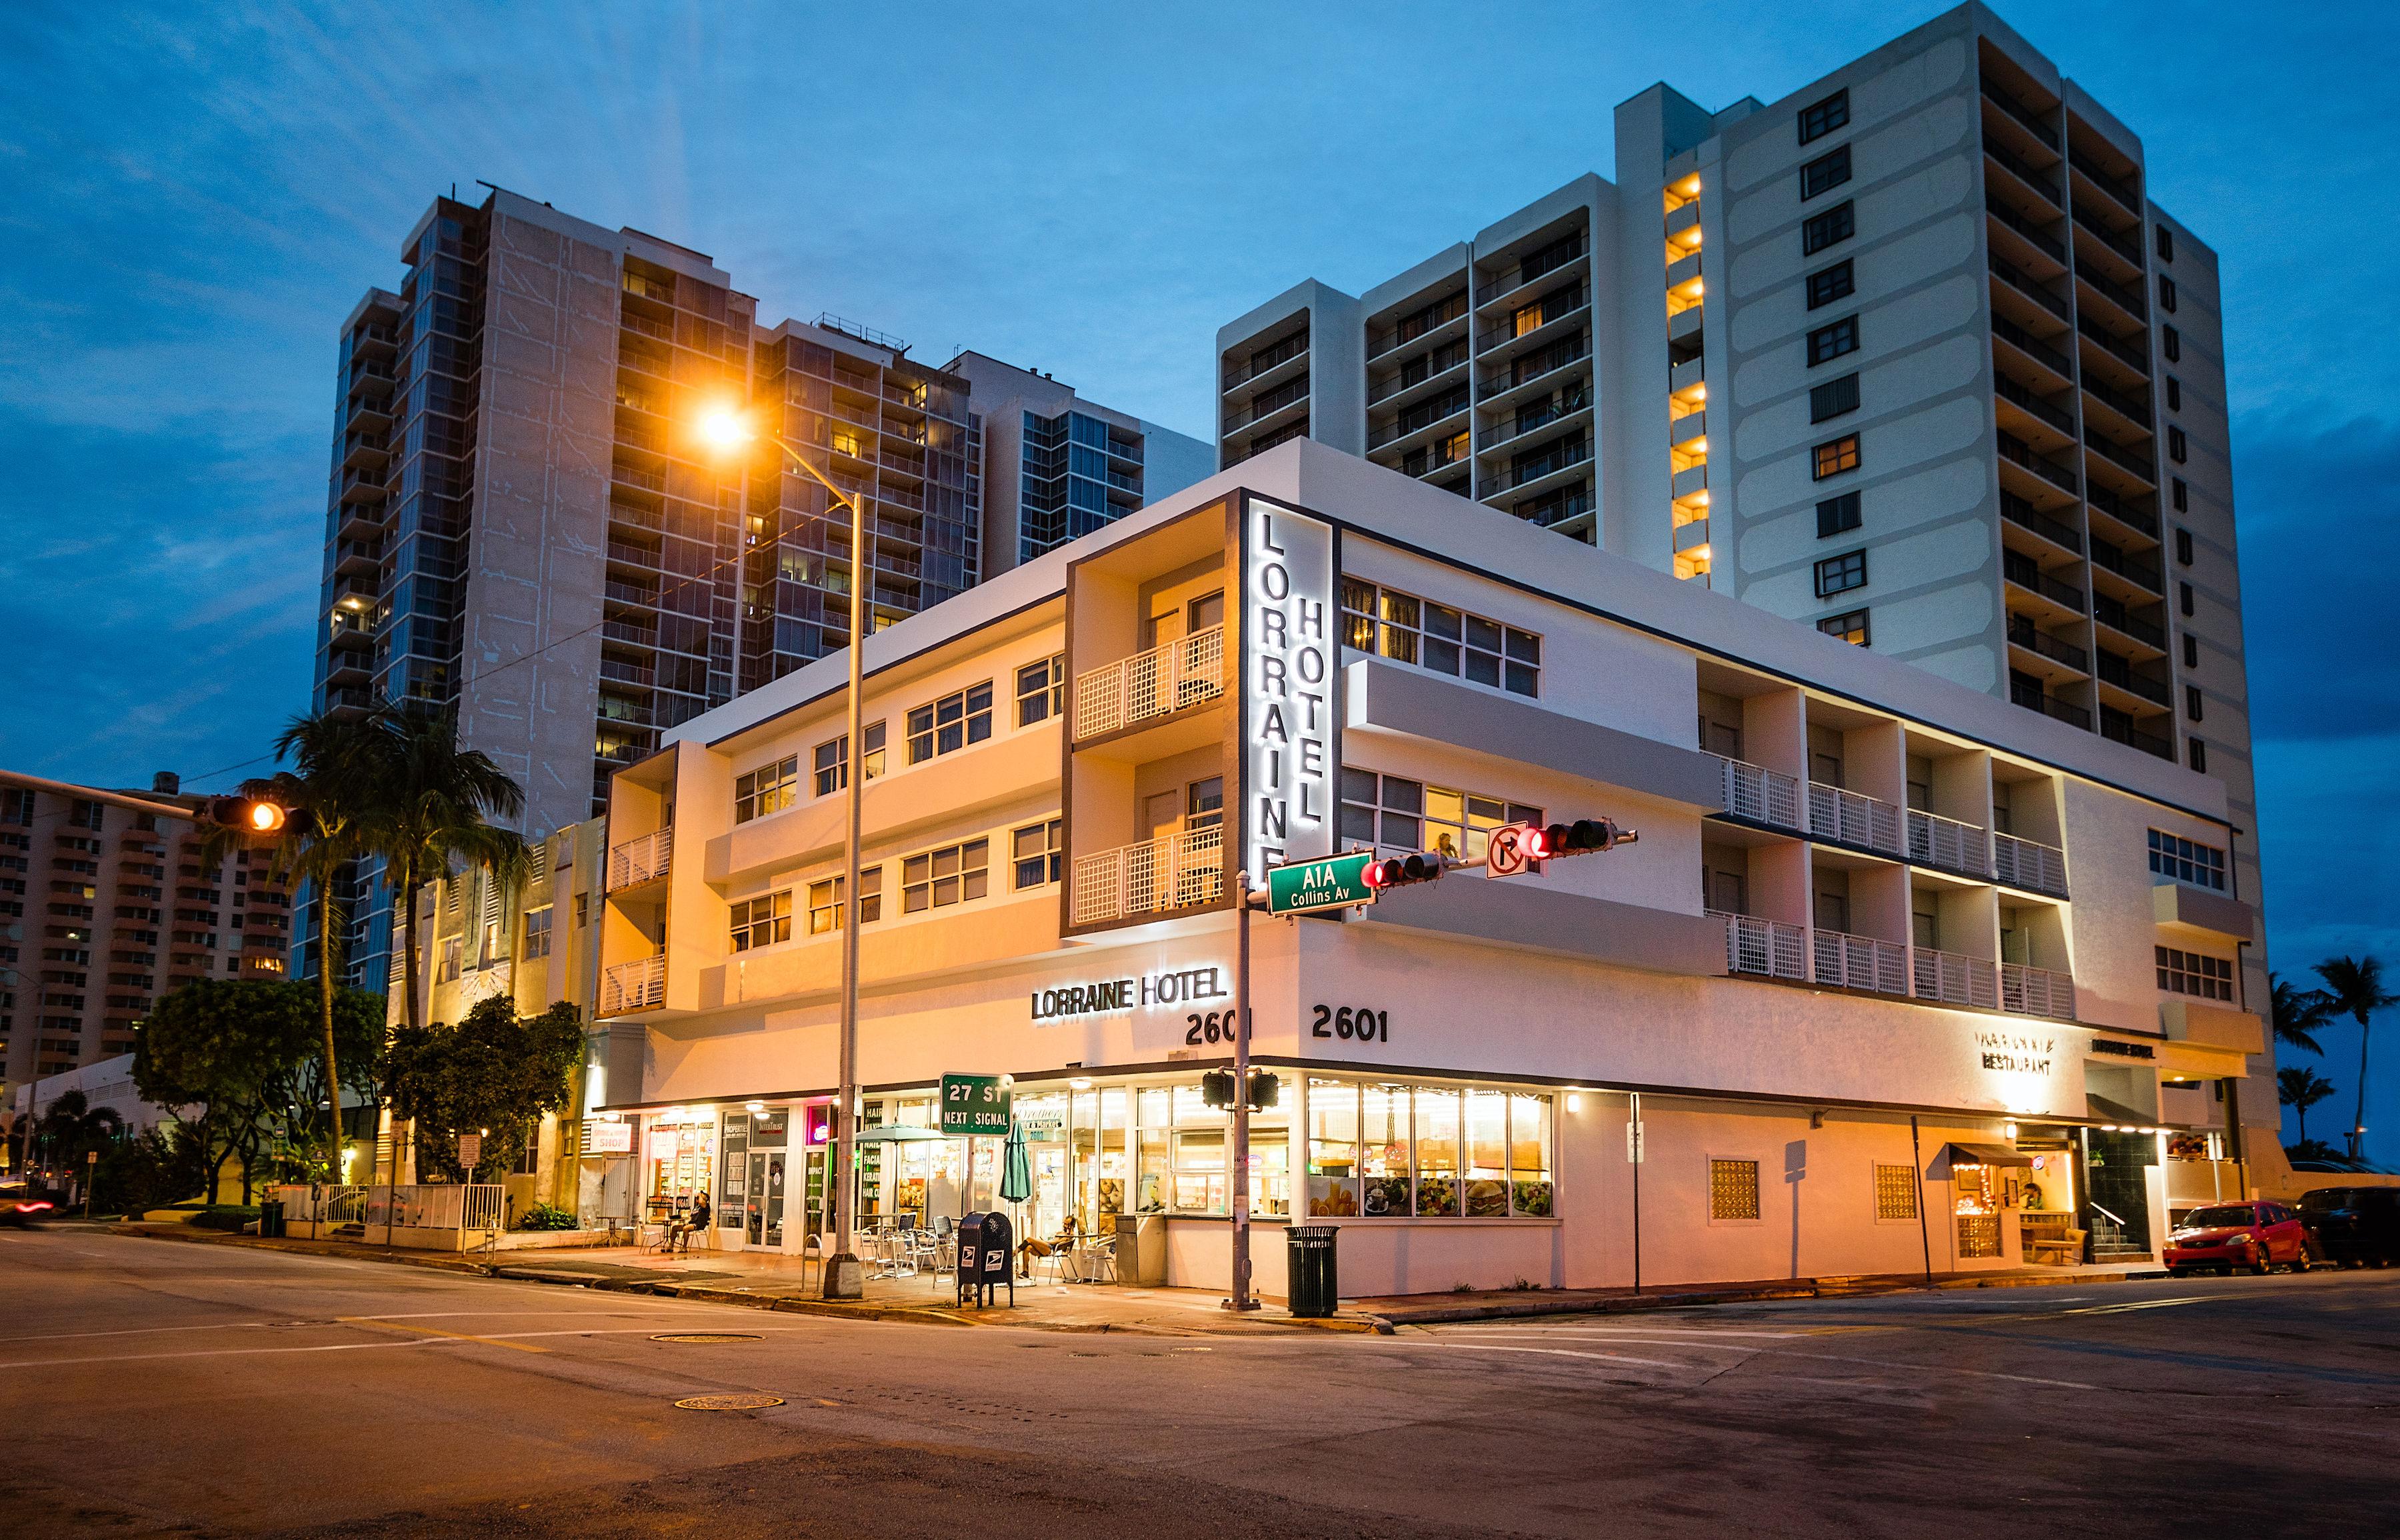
[1307,1080,1552,1218]
[1008,1080,1288,1241]
[643,1110,715,1226]
[1953,1158,2007,1259]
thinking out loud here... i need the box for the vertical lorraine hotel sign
[1242,498,1337,878]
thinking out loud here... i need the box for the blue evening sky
[2,3,2395,1150]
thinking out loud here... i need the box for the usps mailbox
[957,1211,1015,1308]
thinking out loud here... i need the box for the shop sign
[1243,499,1336,877]
[586,1121,633,1155]
[2091,1038,2156,1060]
[1977,1028,2056,1077]
[939,1074,1013,1136]
[1266,851,1376,915]
[1030,964,1229,1023]
[455,1132,481,1169]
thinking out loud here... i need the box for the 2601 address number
[1311,1004,1389,1043]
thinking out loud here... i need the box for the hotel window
[1807,316,1858,367]
[1339,769,1539,865]
[2165,377,2181,413]
[902,838,989,913]
[2187,737,2207,773]
[2172,477,2189,513]
[1799,144,1852,201]
[439,937,461,982]
[1797,87,1849,145]
[1812,433,1861,479]
[522,906,552,961]
[2162,325,2181,363]
[1303,1079,1553,1219]
[1339,579,1541,697]
[2168,426,2187,464]
[734,755,799,823]
[730,890,793,951]
[1809,373,1859,423]
[1874,1163,1919,1221]
[907,682,993,764]
[1015,656,1064,727]
[2156,946,2235,1002]
[1817,608,1871,647]
[1012,819,1063,889]
[2158,274,2178,313]
[1817,491,1861,538]
[2147,829,2227,891]
[1805,259,1853,310]
[2185,685,2205,722]
[2180,581,2195,617]
[2183,633,2199,669]
[805,868,881,933]
[813,723,887,796]
[1801,201,1855,256]
[1709,1158,1761,1222]
[1814,550,1867,598]
[2155,223,2175,262]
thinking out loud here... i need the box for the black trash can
[1285,1224,1339,1317]
[258,1199,285,1239]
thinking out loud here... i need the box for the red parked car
[2165,1200,2311,1276]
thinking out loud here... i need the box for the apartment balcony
[1907,808,1993,879]
[2072,208,2146,279]
[1476,437,1592,501]
[1367,351,1469,411]
[607,829,671,892]
[1989,257,2070,328]
[1809,782,1903,858]
[611,461,667,495]
[2076,314,2151,385]
[2070,149,2144,220]
[1993,833,2070,898]
[1813,927,1909,996]
[1073,625,1225,740]
[2073,257,2148,327]
[1477,246,1591,320]
[1985,195,2066,270]
[1221,337,1309,393]
[1221,386,1310,440]
[599,657,656,689]
[2086,484,2161,544]
[1990,316,2075,397]
[2007,614,2088,685]
[337,467,389,506]
[2011,681,2093,732]
[1367,299,1469,364]
[2093,593,2167,654]
[1477,335,1591,411]
[1367,389,1469,451]
[1475,296,1591,366]
[332,539,381,578]
[1478,400,1593,460]
[1980,73,2060,150]
[1713,755,1802,831]
[2080,377,2154,442]
[2085,433,2157,491]
[1993,374,2076,444]
[1071,825,1224,927]
[2001,492,2083,556]
[1997,432,2079,497]
[2096,649,2171,709]
[2003,553,2086,623]
[1913,947,1999,1011]
[2100,708,2174,761]
[2001,961,2077,1019]
[1712,911,1805,982]
[602,953,665,1015]
[1984,141,2062,209]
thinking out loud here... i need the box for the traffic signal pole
[1226,869,1259,1312]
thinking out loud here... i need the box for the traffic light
[1521,817,1637,862]
[1201,1068,1280,1111]
[205,796,289,835]
[1246,1070,1279,1110]
[1361,851,1445,891]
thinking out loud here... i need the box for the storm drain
[651,1333,765,1343]
[673,1393,785,1411]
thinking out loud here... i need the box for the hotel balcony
[1808,781,1903,858]
[1071,825,1225,927]
[2001,961,2077,1020]
[1712,755,1802,832]
[1905,808,1993,880]
[1813,927,1909,996]
[1993,833,2070,898]
[602,952,665,1015]
[1912,947,1999,1011]
[1711,911,1805,982]
[607,828,672,892]
[1073,625,1225,741]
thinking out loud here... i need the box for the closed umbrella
[999,1121,1032,1203]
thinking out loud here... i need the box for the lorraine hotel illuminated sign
[1242,499,1337,877]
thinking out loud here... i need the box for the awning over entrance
[2087,1095,2171,1129]
[1944,1142,2034,1167]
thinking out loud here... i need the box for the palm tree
[360,703,527,1034]
[2268,971,2333,1057]
[2279,1066,2336,1149]
[35,1090,123,1173]
[2314,955,2399,1161]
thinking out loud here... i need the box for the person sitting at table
[1018,1213,1079,1278]
[670,1192,711,1253]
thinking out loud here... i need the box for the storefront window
[1136,1087,1170,1212]
[1955,1160,2003,1259]
[1508,1093,1553,1216]
[1097,1088,1129,1223]
[1251,1109,1291,1218]
[1017,1091,1069,1242]
[1171,1083,1227,1214]
[1307,1079,1359,1217]
[643,1111,715,1225]
[1307,1080,1551,1219]
[1415,1087,1461,1215]
[720,1113,751,1230]
[1464,1089,1508,1217]
[1361,1083,1412,1216]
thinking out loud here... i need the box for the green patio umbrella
[999,1121,1032,1204]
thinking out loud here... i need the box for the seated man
[1018,1213,1078,1278]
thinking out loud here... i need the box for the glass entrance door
[747,1151,786,1247]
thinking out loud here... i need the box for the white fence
[1993,831,2070,897]
[1812,928,1908,996]
[1808,781,1903,856]
[270,1184,369,1225]
[1073,625,1226,739]
[1711,910,1805,981]
[2001,961,2076,1019]
[603,952,665,1014]
[363,1183,507,1232]
[1905,807,1992,878]
[1072,825,1225,926]
[1912,946,1999,1010]
[1714,755,1801,830]
[608,828,672,891]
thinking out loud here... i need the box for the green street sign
[1265,851,1377,916]
[940,1073,1012,1136]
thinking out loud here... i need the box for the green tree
[2268,971,2333,1057]
[381,997,583,1184]
[2314,955,2398,1161]
[2279,1066,2337,1149]
[135,979,383,1201]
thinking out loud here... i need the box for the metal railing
[1985,141,2062,205]
[1221,335,1309,391]
[363,1183,508,1232]
[1813,928,1909,996]
[608,829,672,890]
[2074,257,2148,322]
[2077,313,2151,375]
[603,952,665,1014]
[272,1183,369,1227]
[1980,73,2059,149]
[1907,808,1993,878]
[1712,911,1806,981]
[1913,947,1999,1011]
[2091,539,2164,595]
[2086,433,2157,485]
[1998,431,2081,495]
[2008,617,2088,673]
[1714,755,1803,831]
[2001,961,2077,1019]
[1993,832,2069,897]
[1073,625,1226,739]
[1809,782,1903,856]
[1991,313,2075,379]
[1071,825,1225,926]
[1985,195,2066,262]
[2001,492,2082,555]
[2092,594,2165,649]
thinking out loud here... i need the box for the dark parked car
[2298,1187,2400,1267]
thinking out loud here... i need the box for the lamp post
[699,403,868,1300]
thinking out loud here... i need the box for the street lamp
[696,398,869,1301]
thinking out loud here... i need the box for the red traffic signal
[1361,852,1444,891]
[1492,817,1638,875]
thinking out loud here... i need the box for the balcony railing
[2001,961,2077,1019]
[2077,314,2151,375]
[1997,431,2080,495]
[2086,433,2157,485]
[1993,832,2069,897]
[1979,73,2059,149]
[1985,195,2065,262]
[608,829,671,891]
[1073,625,1225,739]
[1813,927,1908,996]
[2008,617,2089,673]
[603,953,665,1014]
[1072,825,1225,927]
[1907,808,1993,879]
[1712,911,1805,981]
[1714,755,1802,831]
[1913,947,1999,1011]
[1809,783,1903,857]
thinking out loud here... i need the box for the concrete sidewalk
[105,1220,2165,1333]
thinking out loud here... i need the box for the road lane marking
[2055,1297,2213,1316]
[339,1317,549,1353]
[1407,1343,1683,1369]
[0,1339,454,1369]
[1430,1333,1765,1353]
[1429,1327,1804,1340]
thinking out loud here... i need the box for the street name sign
[939,1074,1013,1136]
[1265,851,1377,915]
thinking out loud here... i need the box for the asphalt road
[3,1228,2397,1538]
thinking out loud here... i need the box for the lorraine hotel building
[590,437,2267,1295]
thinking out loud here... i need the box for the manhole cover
[673,1393,785,1411]
[651,1333,765,1343]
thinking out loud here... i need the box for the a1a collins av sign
[1243,499,1337,879]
